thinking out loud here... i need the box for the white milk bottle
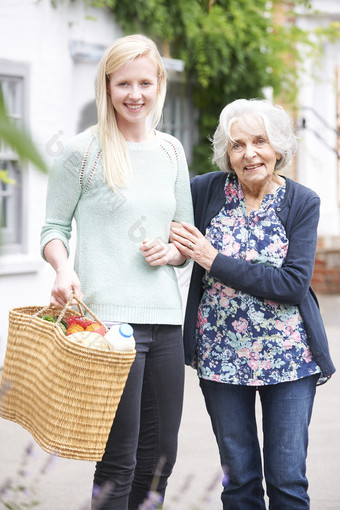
[105,323,136,352]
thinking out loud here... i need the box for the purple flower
[222,472,230,487]
[91,481,115,510]
[40,454,58,475]
[138,490,163,509]
[24,443,34,457]
[0,477,12,496]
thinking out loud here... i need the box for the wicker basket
[0,296,136,461]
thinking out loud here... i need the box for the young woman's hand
[169,221,181,243]
[50,262,83,307]
[44,239,83,307]
[139,237,187,266]
[171,222,218,271]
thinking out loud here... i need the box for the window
[158,61,198,166]
[0,62,28,255]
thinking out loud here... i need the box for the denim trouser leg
[92,324,184,510]
[260,374,318,510]
[200,379,265,510]
[200,375,318,510]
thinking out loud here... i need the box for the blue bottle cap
[119,323,134,338]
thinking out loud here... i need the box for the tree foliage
[0,90,47,174]
[53,0,340,172]
[0,90,47,249]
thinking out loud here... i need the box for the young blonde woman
[41,34,193,510]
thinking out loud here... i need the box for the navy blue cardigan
[183,171,335,380]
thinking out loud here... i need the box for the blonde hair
[95,34,167,190]
[212,99,297,173]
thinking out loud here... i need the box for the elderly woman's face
[228,119,281,190]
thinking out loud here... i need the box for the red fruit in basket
[85,322,106,336]
[67,316,93,329]
[66,323,85,335]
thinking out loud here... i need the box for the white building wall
[296,0,340,237]
[0,0,122,364]
[1,0,340,365]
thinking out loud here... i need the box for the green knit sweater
[41,127,194,325]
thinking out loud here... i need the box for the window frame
[0,60,30,256]
[158,63,198,166]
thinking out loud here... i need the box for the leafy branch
[49,0,340,173]
[0,90,47,176]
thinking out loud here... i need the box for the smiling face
[227,117,282,192]
[107,55,159,134]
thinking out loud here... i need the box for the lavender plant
[1,378,227,510]
[0,442,57,509]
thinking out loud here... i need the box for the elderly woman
[171,99,335,509]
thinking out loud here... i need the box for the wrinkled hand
[171,222,218,271]
[50,262,83,307]
[139,237,186,266]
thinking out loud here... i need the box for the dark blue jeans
[200,374,318,510]
[92,324,184,510]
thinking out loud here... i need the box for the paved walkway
[0,294,339,509]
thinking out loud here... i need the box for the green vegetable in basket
[42,315,67,335]
[59,322,67,335]
[60,319,69,330]
[42,315,57,323]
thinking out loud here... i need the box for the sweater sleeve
[209,193,320,305]
[167,138,194,268]
[172,140,194,225]
[40,141,83,260]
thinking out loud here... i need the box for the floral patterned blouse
[195,174,321,386]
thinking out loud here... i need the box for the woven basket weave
[0,299,136,461]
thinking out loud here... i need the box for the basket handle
[34,293,108,332]
[66,293,108,332]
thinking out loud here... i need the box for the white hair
[212,98,297,173]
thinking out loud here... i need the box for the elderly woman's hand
[171,222,218,271]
